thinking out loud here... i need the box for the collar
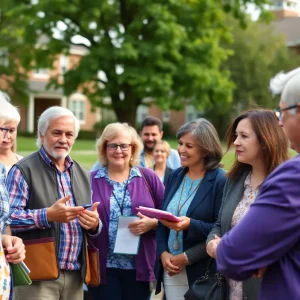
[39,146,73,170]
[94,166,142,180]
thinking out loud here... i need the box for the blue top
[0,163,10,233]
[90,148,181,172]
[95,167,141,270]
[166,176,201,255]
[217,155,300,300]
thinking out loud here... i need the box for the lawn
[16,136,295,171]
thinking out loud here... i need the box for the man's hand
[47,195,84,223]
[78,202,100,231]
[2,235,26,264]
[128,212,158,236]
[206,235,221,259]
[160,251,181,276]
[159,216,190,232]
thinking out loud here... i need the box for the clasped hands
[161,251,189,276]
[47,195,100,231]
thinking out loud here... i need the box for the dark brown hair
[141,116,162,131]
[226,109,289,180]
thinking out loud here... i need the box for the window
[186,104,198,122]
[33,68,49,77]
[60,55,69,75]
[136,105,149,123]
[162,110,170,122]
[0,49,8,67]
[70,98,85,121]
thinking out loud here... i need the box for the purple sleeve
[216,157,300,281]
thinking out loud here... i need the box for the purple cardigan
[217,155,300,300]
[90,167,164,284]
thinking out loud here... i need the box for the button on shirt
[6,147,83,270]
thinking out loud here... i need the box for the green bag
[10,263,32,286]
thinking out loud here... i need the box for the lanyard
[112,182,128,215]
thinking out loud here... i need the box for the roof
[273,17,300,46]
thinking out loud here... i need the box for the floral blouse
[229,172,261,300]
[0,164,11,299]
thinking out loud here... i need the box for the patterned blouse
[229,172,261,300]
[166,175,202,255]
[0,163,11,299]
[95,167,141,269]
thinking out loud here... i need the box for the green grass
[17,136,296,171]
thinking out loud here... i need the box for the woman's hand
[253,267,267,279]
[159,216,190,232]
[206,235,221,258]
[2,235,26,264]
[128,212,158,236]
[160,251,181,276]
[171,253,189,271]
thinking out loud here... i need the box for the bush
[18,131,36,138]
[77,130,97,140]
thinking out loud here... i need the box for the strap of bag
[139,167,155,206]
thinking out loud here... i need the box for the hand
[253,267,267,279]
[128,212,158,236]
[206,235,221,259]
[160,251,180,276]
[47,195,85,223]
[159,216,190,232]
[2,235,26,264]
[171,253,189,270]
[78,202,100,231]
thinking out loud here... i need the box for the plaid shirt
[6,147,84,270]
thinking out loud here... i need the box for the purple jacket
[90,167,164,284]
[217,155,300,300]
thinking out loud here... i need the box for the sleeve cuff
[33,208,51,229]
[87,218,102,237]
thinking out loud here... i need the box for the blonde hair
[96,122,143,167]
[153,140,171,158]
[0,91,21,125]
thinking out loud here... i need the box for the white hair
[0,91,21,124]
[36,106,80,147]
[270,67,300,114]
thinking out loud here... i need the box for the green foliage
[1,0,270,126]
[206,17,300,138]
[77,130,97,140]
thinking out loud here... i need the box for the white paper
[113,216,140,255]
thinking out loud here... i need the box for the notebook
[136,206,181,222]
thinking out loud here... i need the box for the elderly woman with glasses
[88,123,164,300]
[0,97,26,299]
[0,91,23,174]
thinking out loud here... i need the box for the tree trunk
[113,103,137,128]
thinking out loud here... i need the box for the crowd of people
[0,66,300,300]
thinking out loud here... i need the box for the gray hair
[270,67,300,114]
[0,91,21,124]
[36,106,80,147]
[176,118,223,170]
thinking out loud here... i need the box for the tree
[0,0,270,126]
[205,17,300,138]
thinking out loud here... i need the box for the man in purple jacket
[216,67,300,300]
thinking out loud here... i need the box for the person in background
[153,140,173,185]
[88,123,164,300]
[206,109,289,300]
[0,98,26,300]
[0,91,23,174]
[155,118,226,300]
[216,68,300,300]
[6,106,100,300]
[90,116,181,172]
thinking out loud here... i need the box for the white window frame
[33,68,49,78]
[162,110,170,122]
[70,98,86,123]
[60,55,69,75]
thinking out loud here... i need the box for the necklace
[172,176,202,250]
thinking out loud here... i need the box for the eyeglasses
[107,143,132,151]
[274,104,299,121]
[0,127,9,138]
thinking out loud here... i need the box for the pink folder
[136,206,181,222]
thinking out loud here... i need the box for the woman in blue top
[155,118,226,300]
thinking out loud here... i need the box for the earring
[130,157,133,161]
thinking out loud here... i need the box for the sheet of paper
[113,216,140,255]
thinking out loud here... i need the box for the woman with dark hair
[206,109,289,300]
[155,118,226,300]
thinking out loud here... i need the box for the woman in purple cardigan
[88,122,164,300]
